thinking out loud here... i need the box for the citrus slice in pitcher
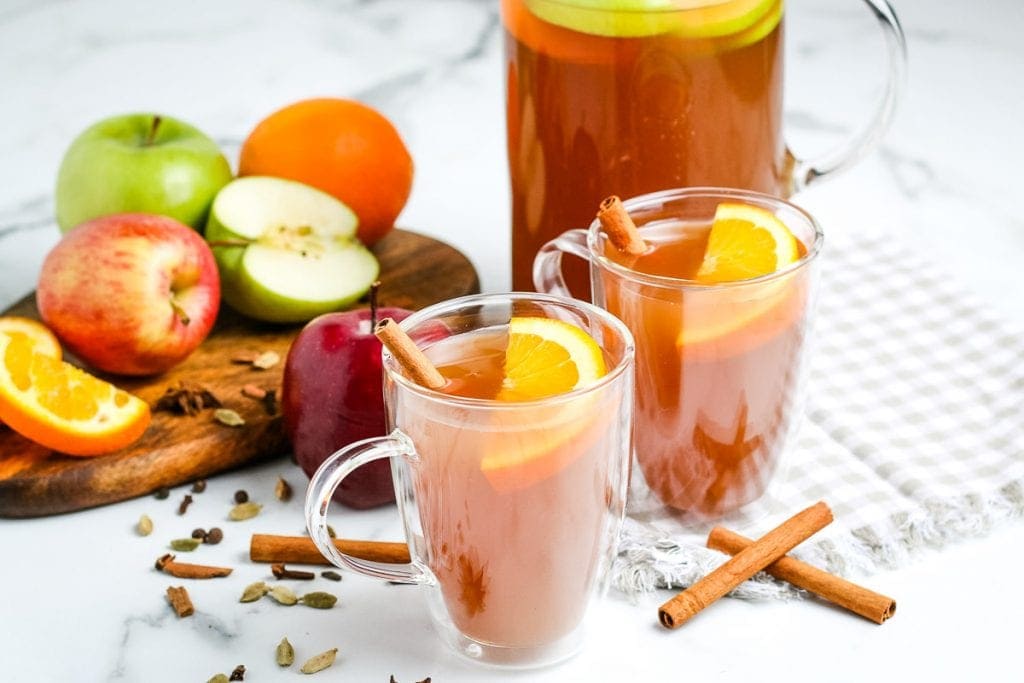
[524,0,779,39]
[0,333,151,456]
[483,317,608,492]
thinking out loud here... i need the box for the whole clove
[272,564,314,581]
[229,665,246,681]
[321,571,342,582]
[178,494,193,515]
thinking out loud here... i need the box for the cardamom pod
[252,351,280,370]
[299,648,338,674]
[275,476,293,502]
[276,637,295,667]
[207,675,229,683]
[229,501,262,521]
[268,585,298,606]
[170,538,202,552]
[137,514,153,536]
[214,408,246,427]
[299,591,337,609]
[239,581,269,603]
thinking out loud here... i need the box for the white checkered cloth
[612,229,1024,599]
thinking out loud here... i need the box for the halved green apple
[206,176,380,324]
[525,0,778,40]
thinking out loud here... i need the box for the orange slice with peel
[0,332,150,456]
[484,317,608,492]
[0,316,61,427]
[695,202,798,283]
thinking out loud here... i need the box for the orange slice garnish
[484,317,608,492]
[695,202,798,283]
[0,332,150,456]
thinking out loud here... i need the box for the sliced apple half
[206,176,380,323]
[525,0,779,40]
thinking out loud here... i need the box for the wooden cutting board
[0,229,479,518]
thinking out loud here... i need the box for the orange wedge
[0,316,61,361]
[484,317,608,492]
[695,202,798,283]
[0,332,150,456]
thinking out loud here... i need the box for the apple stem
[370,280,381,328]
[206,239,252,248]
[145,115,162,146]
[170,300,191,326]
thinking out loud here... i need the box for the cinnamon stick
[597,195,647,256]
[155,553,233,579]
[707,527,896,624]
[374,318,446,389]
[250,534,411,565]
[658,501,833,629]
[166,586,194,617]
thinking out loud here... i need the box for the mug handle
[304,430,432,585]
[532,228,591,296]
[787,0,907,193]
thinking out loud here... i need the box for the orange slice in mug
[484,317,608,492]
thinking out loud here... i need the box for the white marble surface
[1,0,1022,680]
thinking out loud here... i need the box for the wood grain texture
[0,229,479,518]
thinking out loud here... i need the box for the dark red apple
[282,285,412,509]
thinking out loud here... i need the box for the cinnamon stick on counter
[597,195,647,256]
[155,553,232,579]
[374,318,446,389]
[250,534,411,565]
[707,527,896,624]
[658,501,834,629]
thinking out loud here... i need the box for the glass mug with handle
[305,293,635,668]
[534,188,822,518]
[504,0,904,292]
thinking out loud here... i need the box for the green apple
[206,176,380,323]
[525,0,777,39]
[55,113,232,232]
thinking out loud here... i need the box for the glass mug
[504,0,904,292]
[534,188,822,518]
[304,293,635,668]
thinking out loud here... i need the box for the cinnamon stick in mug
[250,534,411,565]
[597,195,647,256]
[374,318,446,389]
[658,501,833,629]
[707,527,896,624]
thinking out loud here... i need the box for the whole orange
[239,98,413,245]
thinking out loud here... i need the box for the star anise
[154,382,222,416]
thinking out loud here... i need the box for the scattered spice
[155,382,221,416]
[137,514,153,537]
[252,351,280,370]
[299,591,337,609]
[231,352,260,364]
[208,675,229,683]
[229,665,246,681]
[166,586,194,617]
[170,538,202,552]
[275,477,293,502]
[300,648,338,674]
[206,527,224,545]
[155,553,232,579]
[191,528,208,541]
[229,502,262,521]
[155,487,170,500]
[240,582,270,603]
[268,585,298,606]
[178,494,194,515]
[272,564,314,581]
[262,390,279,416]
[234,490,250,504]
[241,384,267,400]
[327,525,336,539]
[320,571,342,582]
[192,479,207,493]
[214,408,245,427]
[276,637,295,667]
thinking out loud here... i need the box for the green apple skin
[206,177,380,324]
[55,113,233,233]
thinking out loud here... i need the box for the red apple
[282,290,412,509]
[37,213,220,376]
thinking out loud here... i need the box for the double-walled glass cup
[305,293,635,668]
[535,188,822,519]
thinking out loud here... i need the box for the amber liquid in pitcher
[504,0,786,292]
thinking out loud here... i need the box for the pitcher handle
[532,228,592,296]
[304,430,432,585]
[788,0,907,193]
